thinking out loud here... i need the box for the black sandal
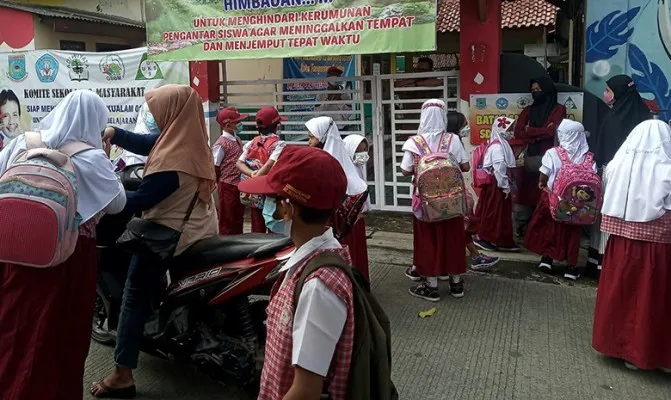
[90,379,137,399]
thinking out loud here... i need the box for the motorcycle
[93,163,295,389]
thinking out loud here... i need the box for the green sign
[145,0,437,61]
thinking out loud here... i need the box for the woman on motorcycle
[91,84,218,398]
[0,90,126,400]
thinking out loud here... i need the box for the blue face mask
[263,197,288,235]
[145,110,161,135]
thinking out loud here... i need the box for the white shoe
[538,262,552,271]
[624,362,639,371]
[660,368,671,374]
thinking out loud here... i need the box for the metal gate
[220,70,459,212]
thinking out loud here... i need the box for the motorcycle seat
[172,233,293,268]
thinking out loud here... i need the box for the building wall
[222,59,283,106]
[32,16,142,51]
[6,0,144,22]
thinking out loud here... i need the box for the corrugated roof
[0,3,144,29]
[437,0,559,33]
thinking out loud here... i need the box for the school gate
[219,69,459,212]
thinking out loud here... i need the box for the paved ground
[83,247,671,399]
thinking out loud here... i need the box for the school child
[212,107,248,235]
[472,116,520,252]
[447,111,501,270]
[401,100,469,302]
[306,117,370,281]
[525,119,595,280]
[238,145,356,399]
[236,106,287,233]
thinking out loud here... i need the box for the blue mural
[585,0,671,121]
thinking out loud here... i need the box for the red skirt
[592,236,671,370]
[472,184,515,247]
[218,182,245,235]
[0,236,98,400]
[413,216,466,277]
[524,192,582,265]
[338,218,369,281]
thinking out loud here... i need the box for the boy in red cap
[236,106,287,232]
[212,107,249,235]
[238,145,355,400]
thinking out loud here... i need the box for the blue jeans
[113,254,167,369]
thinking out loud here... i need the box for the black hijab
[529,75,559,127]
[593,74,651,166]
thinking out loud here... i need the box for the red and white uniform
[260,229,354,400]
[213,131,244,235]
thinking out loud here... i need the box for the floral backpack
[412,133,466,222]
[548,147,603,225]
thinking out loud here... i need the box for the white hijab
[0,90,122,223]
[305,116,368,196]
[402,99,447,155]
[557,119,589,162]
[117,102,150,165]
[483,116,516,169]
[602,120,671,222]
[343,134,367,179]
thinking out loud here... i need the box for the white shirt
[237,134,285,163]
[278,228,348,377]
[212,131,238,167]
[400,133,469,172]
[540,148,596,191]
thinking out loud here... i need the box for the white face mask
[459,125,471,138]
[354,152,370,165]
[500,130,514,141]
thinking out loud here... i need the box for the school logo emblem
[517,97,531,109]
[100,55,125,81]
[135,53,163,80]
[564,96,577,110]
[67,54,89,81]
[495,97,509,110]
[475,97,487,110]
[35,53,59,83]
[7,55,27,82]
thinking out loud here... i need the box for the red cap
[217,107,248,127]
[327,66,343,76]
[238,146,346,210]
[256,107,288,129]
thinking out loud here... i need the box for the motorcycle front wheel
[92,286,114,345]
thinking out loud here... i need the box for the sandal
[90,379,137,399]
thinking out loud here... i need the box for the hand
[251,170,260,178]
[503,190,510,199]
[547,122,554,128]
[102,127,115,148]
[538,182,547,190]
[515,158,525,168]
[103,140,112,158]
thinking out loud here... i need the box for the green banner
[146,0,437,61]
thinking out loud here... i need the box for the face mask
[145,110,160,135]
[262,197,286,234]
[459,125,471,138]
[532,91,546,102]
[603,91,615,105]
[354,152,370,165]
[235,124,243,134]
[500,130,514,141]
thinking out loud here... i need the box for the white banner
[0,47,189,146]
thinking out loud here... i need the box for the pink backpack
[548,147,603,226]
[0,132,92,267]
[412,133,466,223]
[471,139,500,195]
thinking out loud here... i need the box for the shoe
[405,267,422,281]
[624,362,639,371]
[471,254,500,270]
[474,239,496,251]
[515,225,526,238]
[408,282,440,302]
[538,256,553,272]
[438,275,450,281]
[564,267,581,281]
[496,245,520,252]
[449,276,465,298]
[661,368,671,374]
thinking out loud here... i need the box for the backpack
[294,252,399,400]
[471,139,500,194]
[239,135,280,209]
[411,133,466,223]
[332,190,369,240]
[0,132,92,267]
[548,147,603,226]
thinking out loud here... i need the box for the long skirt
[338,218,369,281]
[250,206,267,233]
[413,216,467,277]
[0,236,98,400]
[217,182,245,235]
[524,192,582,265]
[472,184,516,247]
[592,235,671,370]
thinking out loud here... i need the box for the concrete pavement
[83,246,671,399]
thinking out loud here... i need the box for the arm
[123,171,180,214]
[104,180,127,215]
[539,173,549,190]
[109,127,160,156]
[212,144,224,181]
[492,160,510,193]
[514,108,530,138]
[282,367,325,400]
[255,159,276,177]
[236,160,254,177]
[460,163,471,173]
[400,151,414,176]
[519,106,566,140]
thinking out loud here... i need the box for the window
[60,40,86,51]
[96,43,131,52]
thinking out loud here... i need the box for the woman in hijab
[472,116,519,252]
[91,85,218,398]
[514,75,567,235]
[592,119,671,372]
[400,100,470,302]
[0,90,126,400]
[306,116,370,281]
[525,120,595,280]
[586,74,652,276]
